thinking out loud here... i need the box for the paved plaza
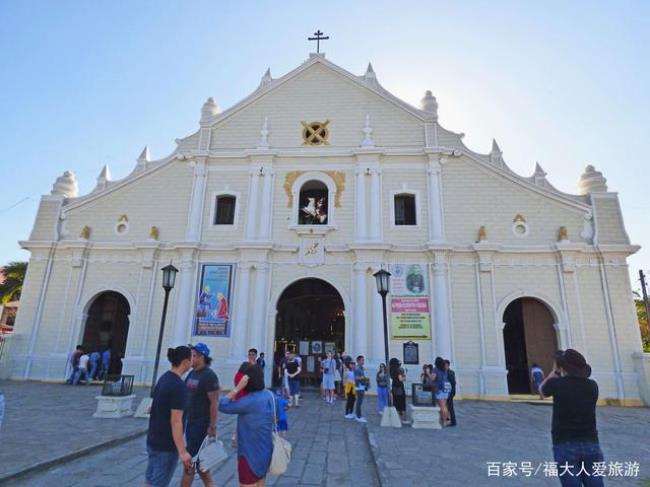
[0,381,649,486]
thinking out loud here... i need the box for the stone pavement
[2,381,649,487]
[367,399,650,487]
[0,380,150,483]
[2,389,379,487]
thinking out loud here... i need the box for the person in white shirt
[75,352,90,385]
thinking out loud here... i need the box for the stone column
[369,169,382,241]
[186,159,208,241]
[250,263,269,352]
[431,253,452,360]
[258,166,274,241]
[171,249,196,346]
[355,168,367,241]
[353,263,368,357]
[427,155,444,242]
[245,169,261,240]
[231,263,251,359]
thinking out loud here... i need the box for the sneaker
[355,416,368,423]
[344,413,355,419]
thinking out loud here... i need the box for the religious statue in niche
[298,180,329,225]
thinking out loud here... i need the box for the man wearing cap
[181,343,220,487]
[540,349,604,487]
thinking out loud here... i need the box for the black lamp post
[149,264,178,397]
[373,268,392,407]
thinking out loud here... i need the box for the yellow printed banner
[389,264,431,339]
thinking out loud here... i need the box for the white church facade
[5,53,649,405]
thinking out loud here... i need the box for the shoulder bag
[268,391,292,476]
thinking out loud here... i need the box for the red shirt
[233,371,249,400]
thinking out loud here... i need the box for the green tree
[634,293,650,352]
[0,261,27,304]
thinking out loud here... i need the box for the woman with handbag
[219,365,274,487]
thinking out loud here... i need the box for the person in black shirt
[145,346,192,487]
[181,343,220,487]
[540,349,603,487]
[286,352,302,407]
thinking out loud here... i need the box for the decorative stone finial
[363,62,378,87]
[95,165,111,191]
[51,171,79,198]
[260,67,272,87]
[558,226,569,242]
[478,225,487,242]
[135,145,151,172]
[361,114,374,148]
[532,162,548,186]
[257,117,270,149]
[489,139,504,166]
[420,90,438,121]
[148,226,159,240]
[577,165,608,195]
[79,225,91,240]
[200,97,220,124]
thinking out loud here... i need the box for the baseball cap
[190,342,210,358]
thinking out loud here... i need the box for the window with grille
[215,195,236,225]
[394,194,416,226]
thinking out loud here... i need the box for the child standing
[275,391,289,438]
[343,361,356,419]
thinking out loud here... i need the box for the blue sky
[1,1,648,292]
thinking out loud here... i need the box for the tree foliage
[0,262,27,304]
[635,296,650,353]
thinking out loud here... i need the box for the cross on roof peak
[308,30,329,54]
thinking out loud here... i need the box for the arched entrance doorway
[274,278,345,386]
[82,291,130,376]
[503,297,558,394]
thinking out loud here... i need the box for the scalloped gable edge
[457,148,591,213]
[200,55,431,131]
[60,152,183,213]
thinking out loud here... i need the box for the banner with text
[194,264,234,337]
[389,263,431,339]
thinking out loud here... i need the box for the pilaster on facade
[353,262,369,358]
[354,167,368,241]
[231,262,253,360]
[186,158,208,242]
[171,247,198,346]
[429,250,453,362]
[426,153,446,244]
[354,152,382,243]
[251,262,270,352]
[368,263,387,364]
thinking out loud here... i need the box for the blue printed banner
[194,264,234,337]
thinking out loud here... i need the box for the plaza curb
[365,427,388,487]
[0,427,148,485]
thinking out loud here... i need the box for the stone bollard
[408,404,442,429]
[93,394,136,418]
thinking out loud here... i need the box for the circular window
[512,222,529,238]
[115,222,129,235]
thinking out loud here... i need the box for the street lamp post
[373,269,392,406]
[374,269,401,427]
[149,264,178,397]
